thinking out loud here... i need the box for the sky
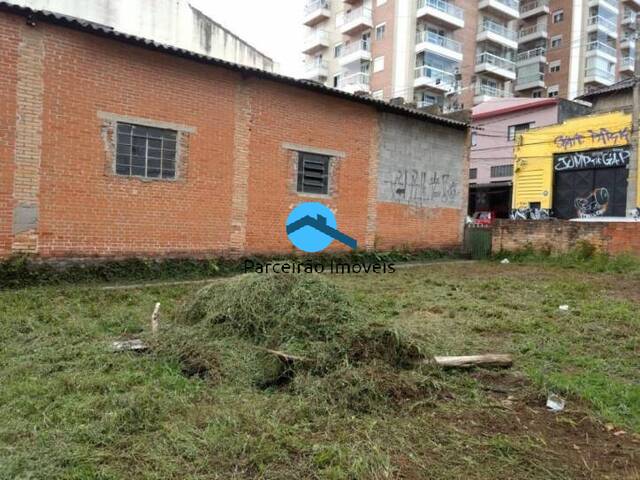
[190,0,306,78]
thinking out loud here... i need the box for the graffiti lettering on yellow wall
[554,127,630,150]
[387,169,459,207]
[554,148,630,172]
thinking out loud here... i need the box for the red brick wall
[0,14,18,256]
[0,11,466,259]
[492,220,640,256]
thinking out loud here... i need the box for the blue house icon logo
[286,202,357,253]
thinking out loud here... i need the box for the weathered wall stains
[377,113,465,209]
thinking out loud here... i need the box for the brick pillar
[12,25,44,254]
[364,117,380,250]
[229,79,252,256]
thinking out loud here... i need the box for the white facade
[8,0,276,72]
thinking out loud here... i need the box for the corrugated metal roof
[0,1,468,129]
[577,78,637,101]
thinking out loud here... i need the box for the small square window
[549,61,561,73]
[297,152,330,195]
[373,56,385,72]
[490,164,514,178]
[469,168,478,180]
[553,10,564,23]
[375,23,386,40]
[551,35,562,48]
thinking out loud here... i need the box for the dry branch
[433,354,513,369]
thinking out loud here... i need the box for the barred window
[116,123,177,179]
[297,152,330,195]
[469,168,477,180]
[491,164,514,178]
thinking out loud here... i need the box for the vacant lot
[1,261,639,479]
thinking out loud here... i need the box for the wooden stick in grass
[151,302,161,335]
[433,354,513,369]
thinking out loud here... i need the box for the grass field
[1,260,639,479]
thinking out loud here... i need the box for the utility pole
[628,15,640,216]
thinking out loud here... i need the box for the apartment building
[302,0,639,108]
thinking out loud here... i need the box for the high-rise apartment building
[302,0,639,109]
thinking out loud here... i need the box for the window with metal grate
[116,123,177,179]
[297,152,330,194]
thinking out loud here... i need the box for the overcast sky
[190,0,306,78]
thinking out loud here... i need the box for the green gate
[464,225,492,259]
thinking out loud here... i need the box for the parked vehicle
[472,211,495,226]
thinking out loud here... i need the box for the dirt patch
[462,371,640,479]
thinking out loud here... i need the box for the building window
[116,122,177,179]
[334,43,343,58]
[532,90,543,98]
[469,168,477,180]
[549,60,561,73]
[471,131,478,146]
[553,9,564,23]
[491,164,514,178]
[333,73,341,88]
[297,152,330,195]
[548,85,559,97]
[373,56,385,72]
[551,35,562,48]
[375,23,386,40]
[507,122,533,141]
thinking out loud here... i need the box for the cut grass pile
[1,261,639,479]
[157,273,424,410]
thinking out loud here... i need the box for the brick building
[0,3,469,260]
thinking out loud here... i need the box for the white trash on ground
[546,393,565,412]
[559,305,570,312]
[501,259,510,264]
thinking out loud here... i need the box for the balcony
[622,11,637,27]
[475,52,517,79]
[621,34,634,49]
[622,0,640,7]
[414,65,457,92]
[518,22,548,43]
[339,7,373,35]
[621,56,635,72]
[587,15,619,38]
[477,19,519,49]
[478,0,520,20]
[473,83,513,104]
[415,30,463,61]
[417,97,444,109]
[303,30,330,55]
[337,72,370,93]
[586,40,618,62]
[588,0,619,13]
[584,66,616,85]
[520,0,549,19]
[304,0,331,27]
[515,72,545,90]
[516,47,547,65]
[416,0,465,29]
[338,40,372,66]
[303,60,329,81]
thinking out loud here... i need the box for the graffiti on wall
[554,147,630,172]
[575,188,609,218]
[510,207,552,220]
[554,127,630,151]
[385,169,459,207]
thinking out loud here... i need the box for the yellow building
[513,111,638,219]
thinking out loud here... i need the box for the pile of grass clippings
[158,273,426,409]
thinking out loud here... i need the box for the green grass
[1,261,639,479]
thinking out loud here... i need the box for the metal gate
[464,225,492,259]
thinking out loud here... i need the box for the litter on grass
[546,393,565,412]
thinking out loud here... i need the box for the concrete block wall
[0,10,468,260]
